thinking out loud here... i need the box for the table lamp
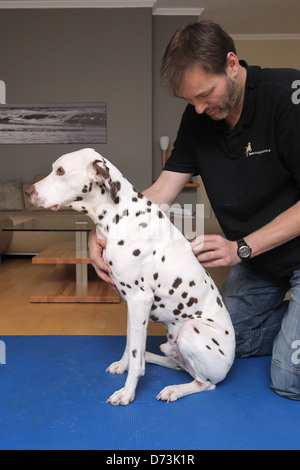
[160,136,169,167]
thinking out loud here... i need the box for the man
[89,21,300,400]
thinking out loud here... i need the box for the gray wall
[0,8,198,205]
[152,14,198,206]
[0,8,152,190]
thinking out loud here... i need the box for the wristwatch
[236,238,252,261]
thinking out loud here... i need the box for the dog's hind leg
[156,379,215,402]
[145,351,182,370]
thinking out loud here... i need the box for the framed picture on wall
[0,103,107,144]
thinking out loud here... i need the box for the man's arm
[88,170,192,281]
[142,170,192,206]
[191,200,300,267]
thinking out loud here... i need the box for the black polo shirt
[164,61,300,278]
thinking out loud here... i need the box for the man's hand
[88,228,115,286]
[191,234,240,268]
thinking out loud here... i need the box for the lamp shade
[159,136,169,151]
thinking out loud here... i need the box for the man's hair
[160,21,237,96]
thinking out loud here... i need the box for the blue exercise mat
[0,335,299,450]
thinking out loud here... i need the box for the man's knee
[270,358,300,400]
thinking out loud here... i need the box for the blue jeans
[220,264,300,400]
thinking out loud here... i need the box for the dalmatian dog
[26,148,235,406]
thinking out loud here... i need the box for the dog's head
[25,148,120,212]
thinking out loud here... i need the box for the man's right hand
[88,228,115,286]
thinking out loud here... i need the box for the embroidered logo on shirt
[245,142,271,157]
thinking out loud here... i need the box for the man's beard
[205,76,242,121]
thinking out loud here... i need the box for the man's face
[177,63,242,121]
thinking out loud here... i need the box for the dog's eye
[56,167,65,176]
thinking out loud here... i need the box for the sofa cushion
[0,179,25,211]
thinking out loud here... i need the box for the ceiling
[0,0,299,35]
[155,0,300,35]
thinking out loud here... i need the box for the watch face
[238,245,251,258]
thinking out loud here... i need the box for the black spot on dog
[153,273,159,280]
[194,327,200,334]
[158,211,163,219]
[225,330,229,335]
[206,345,211,350]
[133,249,141,257]
[132,349,137,358]
[98,210,107,221]
[169,289,174,295]
[181,292,188,299]
[113,214,121,224]
[122,209,129,217]
[217,297,223,308]
[207,318,214,322]
[177,303,184,310]
[189,281,196,287]
[153,250,156,255]
[173,309,180,316]
[82,185,88,193]
[154,296,161,302]
[139,222,148,228]
[150,315,159,322]
[151,304,157,311]
[161,256,165,262]
[172,278,182,289]
[132,197,138,202]
[210,284,214,290]
[219,349,225,356]
[121,290,126,296]
[212,338,219,346]
[118,240,124,245]
[74,196,83,201]
[187,297,198,307]
[181,313,187,318]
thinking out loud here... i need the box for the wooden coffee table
[4,215,120,304]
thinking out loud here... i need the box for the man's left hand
[191,234,241,267]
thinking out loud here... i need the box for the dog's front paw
[106,387,135,406]
[156,385,181,403]
[106,359,128,375]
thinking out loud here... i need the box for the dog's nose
[25,185,36,199]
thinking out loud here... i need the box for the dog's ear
[87,159,120,203]
[87,160,110,183]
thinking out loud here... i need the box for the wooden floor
[0,256,165,336]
